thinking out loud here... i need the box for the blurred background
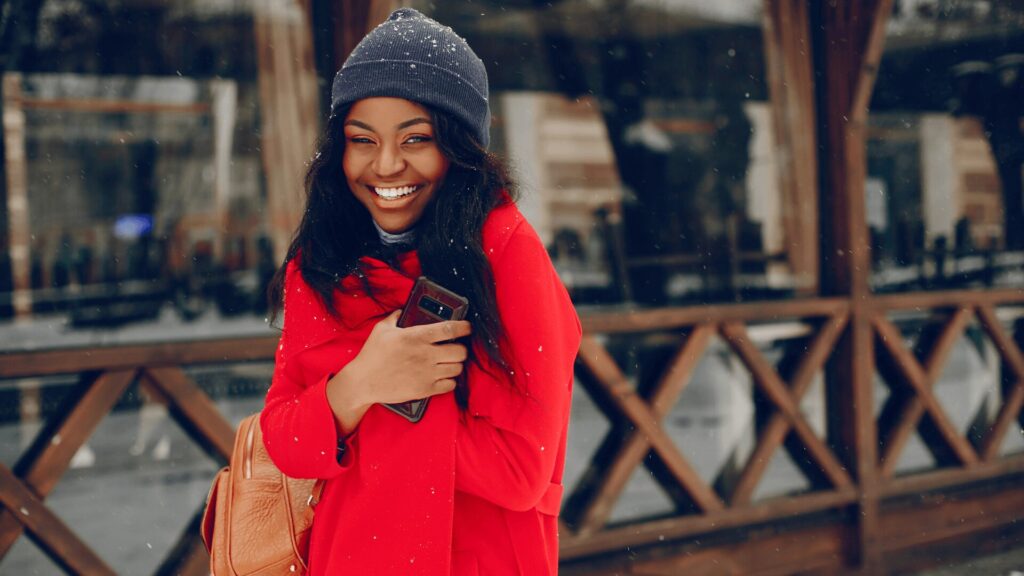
[0,0,1022,574]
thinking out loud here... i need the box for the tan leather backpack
[201,414,324,575]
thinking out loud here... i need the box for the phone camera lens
[419,296,453,320]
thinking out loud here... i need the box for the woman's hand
[326,310,472,433]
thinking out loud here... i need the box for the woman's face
[342,97,450,234]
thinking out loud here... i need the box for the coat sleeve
[454,219,582,512]
[260,261,357,480]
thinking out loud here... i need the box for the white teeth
[373,185,417,199]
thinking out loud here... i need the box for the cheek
[342,148,370,185]
[427,155,450,183]
[341,152,356,183]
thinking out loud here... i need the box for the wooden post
[253,0,322,263]
[816,0,894,572]
[210,80,237,264]
[252,0,397,263]
[762,0,819,295]
[337,0,398,65]
[2,73,31,321]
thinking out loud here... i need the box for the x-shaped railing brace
[566,314,854,537]
[874,305,1024,476]
[0,367,233,575]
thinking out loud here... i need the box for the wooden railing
[0,338,276,575]
[870,290,1024,497]
[559,289,1024,574]
[1,290,1023,574]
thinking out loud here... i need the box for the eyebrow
[344,117,432,132]
[397,117,431,130]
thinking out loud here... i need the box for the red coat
[260,202,581,575]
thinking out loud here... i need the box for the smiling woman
[255,7,581,576]
[342,98,451,233]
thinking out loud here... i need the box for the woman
[260,8,581,575]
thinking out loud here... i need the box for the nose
[371,142,406,178]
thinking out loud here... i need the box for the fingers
[433,378,457,394]
[410,320,472,343]
[434,361,464,380]
[434,342,468,363]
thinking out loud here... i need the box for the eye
[403,135,433,145]
[347,135,375,145]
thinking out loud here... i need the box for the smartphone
[384,276,469,423]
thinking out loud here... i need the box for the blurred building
[2,0,1022,320]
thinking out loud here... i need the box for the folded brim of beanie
[332,60,490,148]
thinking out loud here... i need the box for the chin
[375,218,416,234]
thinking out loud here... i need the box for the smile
[372,185,420,200]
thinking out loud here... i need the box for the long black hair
[267,103,518,408]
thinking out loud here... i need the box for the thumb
[384,309,402,326]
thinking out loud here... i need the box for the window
[414,0,808,307]
[867,0,1024,292]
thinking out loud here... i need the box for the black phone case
[384,277,469,423]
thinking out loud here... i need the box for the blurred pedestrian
[260,8,580,575]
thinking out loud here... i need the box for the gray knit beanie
[330,8,491,148]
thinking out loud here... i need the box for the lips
[371,185,420,200]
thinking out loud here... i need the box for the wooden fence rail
[559,292,1024,574]
[0,291,1022,574]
